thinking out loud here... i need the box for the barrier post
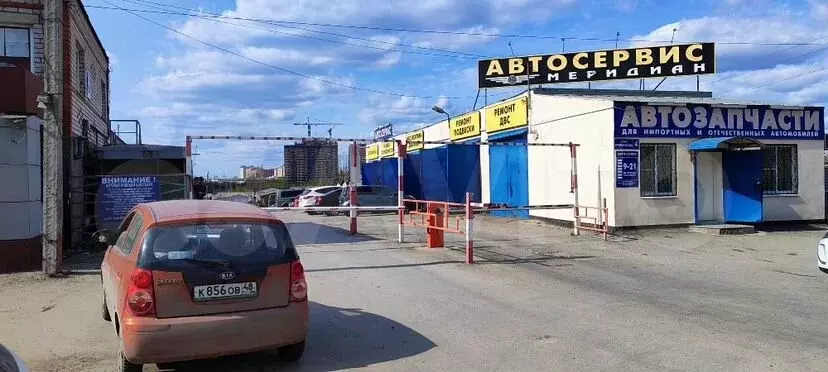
[570,142,580,236]
[465,192,474,264]
[426,203,445,248]
[602,197,609,241]
[397,141,406,243]
[349,185,357,235]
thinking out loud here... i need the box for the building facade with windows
[368,88,824,228]
[526,89,824,227]
[0,0,112,272]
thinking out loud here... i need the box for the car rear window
[137,222,297,269]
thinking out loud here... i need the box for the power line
[115,0,488,59]
[711,34,828,85]
[95,0,485,99]
[82,3,828,47]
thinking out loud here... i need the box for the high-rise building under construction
[284,139,339,184]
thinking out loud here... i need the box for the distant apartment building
[284,139,338,184]
[0,0,113,272]
[240,165,278,179]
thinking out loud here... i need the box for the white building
[368,88,825,228]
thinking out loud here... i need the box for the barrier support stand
[349,185,357,235]
[426,203,445,248]
[570,142,580,236]
[465,192,474,264]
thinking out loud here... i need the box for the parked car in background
[818,236,828,274]
[297,186,342,214]
[99,200,308,371]
[270,189,305,207]
[337,185,413,214]
[0,343,28,372]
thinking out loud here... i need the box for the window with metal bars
[763,145,798,195]
[76,42,87,97]
[640,143,677,197]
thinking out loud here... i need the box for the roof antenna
[507,41,516,56]
[615,32,620,48]
[652,28,679,91]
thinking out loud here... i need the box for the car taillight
[289,261,307,302]
[126,268,156,317]
[314,196,322,205]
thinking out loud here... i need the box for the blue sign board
[98,176,160,223]
[374,123,394,141]
[614,139,639,150]
[616,150,639,188]
[614,102,824,140]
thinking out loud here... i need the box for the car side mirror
[93,229,117,245]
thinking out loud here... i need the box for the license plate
[193,282,257,301]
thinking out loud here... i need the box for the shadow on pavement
[158,302,436,372]
[307,253,595,273]
[286,223,378,245]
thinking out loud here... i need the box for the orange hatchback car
[99,200,309,371]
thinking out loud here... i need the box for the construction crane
[293,117,343,137]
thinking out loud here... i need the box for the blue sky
[83,0,828,178]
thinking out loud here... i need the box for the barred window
[640,143,676,197]
[763,145,798,195]
[76,43,87,97]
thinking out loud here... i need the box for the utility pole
[42,0,64,276]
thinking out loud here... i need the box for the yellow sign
[405,131,424,152]
[449,112,481,141]
[379,141,396,158]
[485,97,528,134]
[366,143,379,161]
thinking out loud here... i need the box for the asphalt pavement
[1,211,826,371]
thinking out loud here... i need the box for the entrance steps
[689,224,755,235]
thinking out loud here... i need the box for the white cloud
[358,95,452,126]
[106,51,118,69]
[137,102,296,124]
[375,52,402,68]
[140,71,277,97]
[810,0,828,20]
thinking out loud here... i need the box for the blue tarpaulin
[364,145,481,202]
[404,152,423,199]
[379,158,399,191]
[446,145,482,203]
[420,147,450,201]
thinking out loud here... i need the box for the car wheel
[820,267,828,274]
[119,342,142,372]
[324,211,334,216]
[278,341,305,362]
[101,287,111,322]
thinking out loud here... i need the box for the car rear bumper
[121,301,309,364]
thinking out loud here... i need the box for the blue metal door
[489,134,529,219]
[722,151,764,223]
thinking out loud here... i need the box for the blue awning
[687,137,764,152]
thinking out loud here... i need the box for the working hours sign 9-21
[98,176,161,223]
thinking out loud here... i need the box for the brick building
[0,0,112,272]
